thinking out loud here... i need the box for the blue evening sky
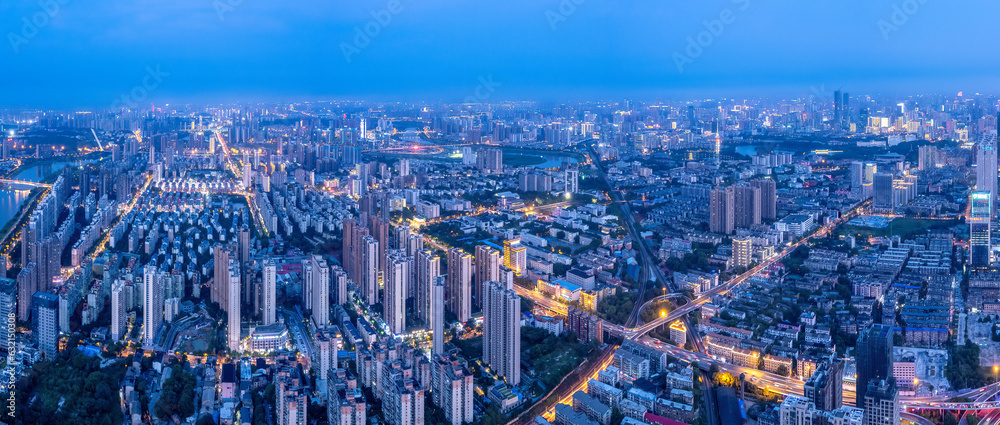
[0,0,995,108]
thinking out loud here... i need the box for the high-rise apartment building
[332,265,348,307]
[213,244,231,308]
[803,360,843,411]
[16,263,36,321]
[0,279,14,344]
[863,378,898,425]
[143,265,163,348]
[415,250,440,323]
[751,178,777,221]
[431,353,475,425]
[361,235,380,305]
[734,184,761,228]
[474,245,500,309]
[385,250,411,335]
[446,248,472,323]
[111,279,127,341]
[384,377,425,425]
[478,148,503,173]
[277,367,308,425]
[263,259,277,325]
[316,330,341,390]
[918,145,937,171]
[483,280,521,385]
[431,276,446,355]
[328,369,366,425]
[309,255,330,328]
[228,259,242,351]
[732,237,752,269]
[32,292,59,360]
[342,219,356,279]
[850,161,865,197]
[710,187,735,235]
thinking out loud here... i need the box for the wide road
[583,141,660,331]
[624,201,865,339]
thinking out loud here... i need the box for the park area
[837,217,960,239]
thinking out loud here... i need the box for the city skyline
[5,2,1000,425]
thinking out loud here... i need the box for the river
[0,160,94,231]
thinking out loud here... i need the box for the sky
[0,0,997,108]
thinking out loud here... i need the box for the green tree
[481,405,507,425]
[154,364,197,420]
[610,407,625,425]
[775,365,790,377]
[944,412,958,425]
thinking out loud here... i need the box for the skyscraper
[143,265,163,348]
[342,219,356,279]
[431,277,446,356]
[263,259,277,325]
[111,279,127,341]
[710,187,735,235]
[872,173,894,212]
[978,133,999,219]
[833,89,842,131]
[239,226,251,264]
[309,255,330,329]
[482,280,521,385]
[361,235,380,305]
[474,245,500,309]
[850,161,865,196]
[446,248,472,323]
[856,324,893,404]
[213,244,232,308]
[385,250,411,335]
[31,291,59,360]
[971,191,992,268]
[228,259,242,351]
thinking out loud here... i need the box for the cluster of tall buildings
[779,324,897,425]
[971,132,1000,268]
[709,179,776,235]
